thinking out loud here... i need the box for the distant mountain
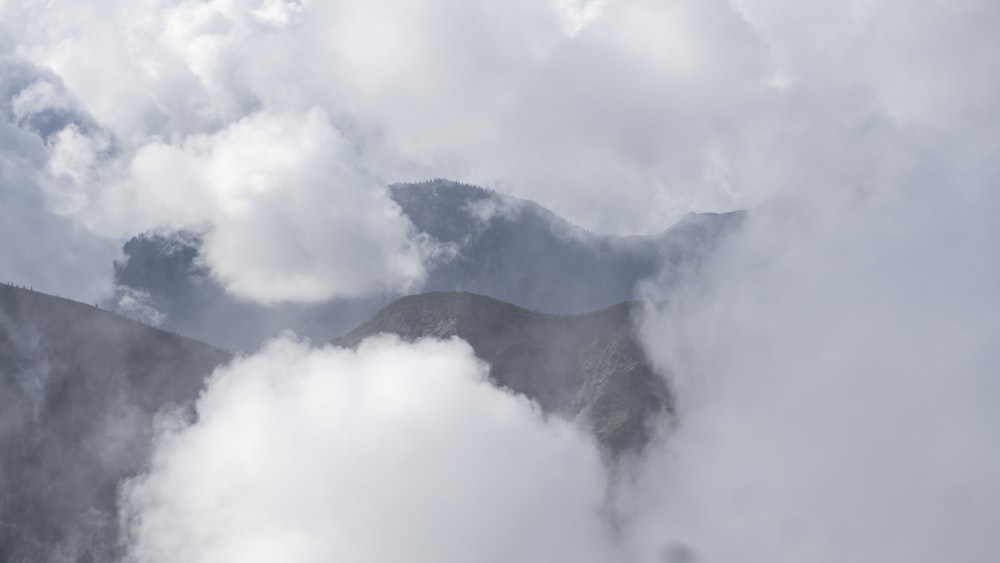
[335,291,671,455]
[0,283,229,563]
[113,179,742,351]
[113,231,385,354]
[396,180,657,312]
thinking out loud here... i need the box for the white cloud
[114,109,436,303]
[10,80,72,123]
[44,124,109,214]
[548,0,609,37]
[121,334,616,563]
[113,287,166,326]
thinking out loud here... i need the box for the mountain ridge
[335,290,671,455]
[114,179,742,351]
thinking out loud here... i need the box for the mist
[629,10,1000,557]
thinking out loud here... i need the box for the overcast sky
[2,2,999,561]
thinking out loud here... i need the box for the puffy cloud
[89,109,435,303]
[29,95,439,303]
[121,334,616,563]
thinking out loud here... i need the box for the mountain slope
[113,179,742,351]
[0,285,669,559]
[0,283,230,563]
[334,291,671,454]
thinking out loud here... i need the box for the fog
[631,181,1000,561]
[121,335,616,563]
[629,3,1000,554]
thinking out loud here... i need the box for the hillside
[0,284,668,561]
[335,291,672,454]
[0,283,230,563]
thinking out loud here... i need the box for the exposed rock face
[335,291,672,455]
[0,283,229,563]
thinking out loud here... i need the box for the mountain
[113,231,385,354]
[0,283,667,561]
[334,291,671,455]
[113,179,743,351]
[0,283,230,563]
[392,180,663,311]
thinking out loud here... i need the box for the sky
[2,1,999,562]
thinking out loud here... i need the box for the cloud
[5,0,771,245]
[96,108,435,303]
[121,334,616,563]
[0,52,117,301]
[33,106,438,304]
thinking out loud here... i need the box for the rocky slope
[0,283,230,563]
